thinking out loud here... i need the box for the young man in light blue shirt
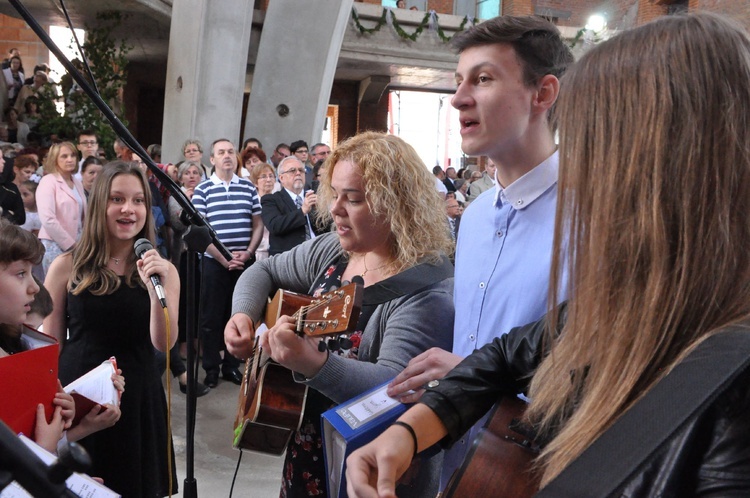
[387,15,574,488]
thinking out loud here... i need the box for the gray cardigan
[232,232,455,403]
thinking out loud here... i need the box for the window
[382,0,398,7]
[668,0,688,15]
[476,0,500,19]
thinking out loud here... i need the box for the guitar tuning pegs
[339,337,353,350]
[327,338,341,351]
[318,340,328,353]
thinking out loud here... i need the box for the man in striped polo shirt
[192,138,263,388]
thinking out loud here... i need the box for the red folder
[0,326,59,438]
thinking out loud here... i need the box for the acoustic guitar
[233,282,363,455]
[441,396,541,498]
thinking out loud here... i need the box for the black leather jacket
[421,314,750,497]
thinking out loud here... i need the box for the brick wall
[0,14,49,72]
[428,0,454,14]
[692,0,750,28]
[357,90,389,133]
[502,0,534,16]
[329,81,359,143]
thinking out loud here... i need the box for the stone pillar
[243,0,354,150]
[161,0,254,163]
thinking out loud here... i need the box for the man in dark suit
[443,166,458,192]
[446,197,461,240]
[261,156,321,255]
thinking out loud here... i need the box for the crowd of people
[3,9,750,498]
[0,48,65,148]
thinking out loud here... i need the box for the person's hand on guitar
[386,347,462,403]
[260,315,328,379]
[225,313,257,360]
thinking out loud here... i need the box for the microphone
[134,238,167,308]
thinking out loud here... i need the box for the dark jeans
[199,257,246,374]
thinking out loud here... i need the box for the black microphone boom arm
[6,0,233,262]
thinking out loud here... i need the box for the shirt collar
[494,151,559,210]
[210,172,240,185]
[284,187,302,200]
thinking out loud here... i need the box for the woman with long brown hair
[347,13,750,496]
[44,161,179,497]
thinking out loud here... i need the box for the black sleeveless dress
[59,280,177,498]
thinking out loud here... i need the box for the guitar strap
[356,255,455,329]
[536,324,750,498]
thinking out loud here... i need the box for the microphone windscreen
[134,238,154,259]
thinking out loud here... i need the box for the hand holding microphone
[134,238,168,308]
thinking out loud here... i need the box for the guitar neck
[264,284,364,339]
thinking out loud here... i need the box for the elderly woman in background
[37,141,86,276]
[248,161,276,261]
[225,131,455,497]
[163,159,211,396]
[168,160,204,264]
[182,139,210,179]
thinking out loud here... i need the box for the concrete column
[161,0,254,163]
[243,0,354,150]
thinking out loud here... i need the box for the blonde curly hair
[316,132,453,273]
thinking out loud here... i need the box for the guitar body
[442,396,541,498]
[233,285,362,455]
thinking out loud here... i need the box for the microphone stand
[181,224,213,498]
[6,1,235,496]
[0,420,84,498]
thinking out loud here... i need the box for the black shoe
[179,381,211,397]
[221,367,243,385]
[204,371,219,388]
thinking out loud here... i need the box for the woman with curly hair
[226,131,455,497]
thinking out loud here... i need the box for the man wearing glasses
[76,129,98,170]
[310,143,331,166]
[261,155,320,256]
[270,143,291,169]
[289,140,314,189]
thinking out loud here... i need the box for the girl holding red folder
[0,219,74,452]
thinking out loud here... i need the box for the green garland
[351,7,476,43]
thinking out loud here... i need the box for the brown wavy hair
[527,13,750,485]
[69,161,155,295]
[316,132,453,273]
